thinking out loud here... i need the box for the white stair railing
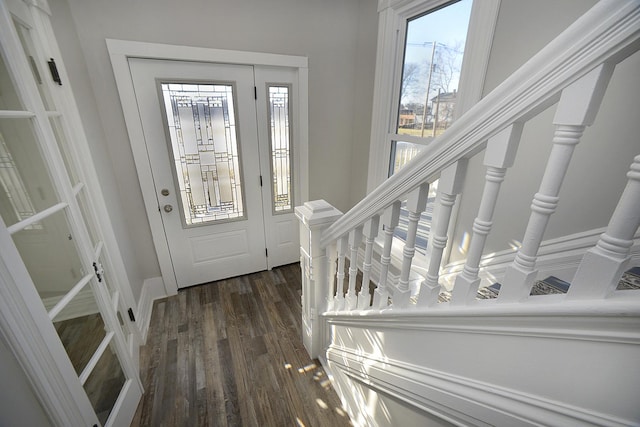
[296,0,640,358]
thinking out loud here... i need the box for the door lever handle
[163,204,173,213]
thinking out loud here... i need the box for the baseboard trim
[137,276,166,344]
[326,345,634,427]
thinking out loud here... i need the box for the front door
[129,59,299,288]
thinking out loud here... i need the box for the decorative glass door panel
[160,82,245,226]
[267,85,293,213]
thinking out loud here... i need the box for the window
[367,0,499,262]
[391,0,472,175]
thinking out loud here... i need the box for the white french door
[129,59,300,288]
[0,0,141,426]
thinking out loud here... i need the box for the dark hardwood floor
[130,263,352,427]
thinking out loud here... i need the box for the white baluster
[568,155,640,299]
[325,241,338,311]
[334,235,349,311]
[358,215,380,310]
[372,201,401,309]
[346,226,363,310]
[451,124,523,305]
[417,160,467,307]
[395,183,430,308]
[499,64,615,302]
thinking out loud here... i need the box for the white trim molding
[136,277,167,344]
[325,301,640,426]
[107,40,310,295]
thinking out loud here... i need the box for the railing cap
[295,200,343,228]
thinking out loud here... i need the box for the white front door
[129,59,299,288]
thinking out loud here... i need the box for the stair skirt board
[325,344,637,427]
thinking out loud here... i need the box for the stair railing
[296,0,640,357]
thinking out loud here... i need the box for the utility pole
[420,41,437,137]
[432,88,441,137]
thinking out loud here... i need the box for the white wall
[0,335,53,427]
[48,0,378,298]
[448,0,640,269]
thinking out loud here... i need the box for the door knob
[163,204,173,213]
[161,188,170,196]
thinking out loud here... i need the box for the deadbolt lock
[160,188,170,196]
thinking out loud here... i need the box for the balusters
[346,226,363,310]
[499,64,615,302]
[334,235,349,311]
[568,155,640,299]
[325,240,338,311]
[358,215,380,309]
[417,160,467,307]
[394,183,430,308]
[373,201,401,309]
[451,124,523,305]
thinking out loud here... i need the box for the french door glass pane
[0,52,25,110]
[83,340,126,426]
[13,18,55,111]
[11,207,84,299]
[0,118,59,227]
[396,0,472,137]
[267,85,293,213]
[160,82,245,225]
[75,185,100,250]
[49,116,80,186]
[52,287,107,376]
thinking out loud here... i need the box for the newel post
[295,200,343,358]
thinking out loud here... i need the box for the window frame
[366,0,500,273]
[366,0,500,191]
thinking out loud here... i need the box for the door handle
[163,204,173,213]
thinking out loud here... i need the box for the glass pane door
[1,3,141,425]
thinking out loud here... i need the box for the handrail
[320,0,640,248]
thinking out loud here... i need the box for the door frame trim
[107,39,309,295]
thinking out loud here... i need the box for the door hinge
[254,86,257,100]
[47,58,62,85]
[92,262,103,282]
[260,175,263,187]
[128,308,136,322]
[265,248,268,257]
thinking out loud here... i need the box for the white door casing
[110,42,308,292]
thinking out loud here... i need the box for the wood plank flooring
[130,263,352,427]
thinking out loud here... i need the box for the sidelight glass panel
[267,85,293,213]
[52,287,107,376]
[161,82,245,225]
[0,118,59,227]
[83,340,126,426]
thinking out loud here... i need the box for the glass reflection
[0,118,59,227]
